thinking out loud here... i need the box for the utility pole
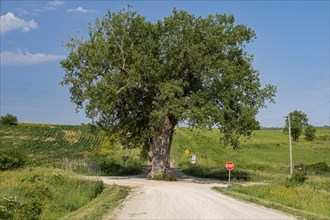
[288,114,293,176]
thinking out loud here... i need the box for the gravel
[92,171,296,220]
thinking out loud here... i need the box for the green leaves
[284,110,309,141]
[61,7,276,149]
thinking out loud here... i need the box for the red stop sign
[226,161,234,170]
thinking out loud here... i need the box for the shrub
[307,162,329,173]
[0,114,18,125]
[148,173,177,181]
[182,164,250,181]
[0,149,26,171]
[0,196,42,220]
[304,125,316,141]
[86,123,100,135]
[0,169,105,219]
[91,157,142,176]
[97,160,121,175]
[285,171,307,187]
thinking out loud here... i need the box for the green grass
[61,185,130,220]
[0,123,144,176]
[147,173,177,181]
[171,127,330,219]
[213,184,330,220]
[1,123,329,219]
[0,124,102,156]
[0,168,104,219]
[172,128,330,181]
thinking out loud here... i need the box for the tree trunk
[148,116,177,178]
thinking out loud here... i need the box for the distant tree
[284,110,308,141]
[61,7,276,177]
[0,114,18,126]
[304,125,316,141]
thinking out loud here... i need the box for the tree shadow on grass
[181,165,251,182]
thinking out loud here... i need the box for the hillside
[1,123,329,219]
[1,124,329,176]
[172,128,330,180]
[0,123,143,175]
[0,123,102,154]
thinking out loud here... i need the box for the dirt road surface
[91,170,296,220]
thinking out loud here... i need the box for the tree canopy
[284,110,309,141]
[304,125,316,141]
[61,7,276,175]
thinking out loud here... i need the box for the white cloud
[67,7,97,13]
[0,51,65,65]
[0,12,38,34]
[48,0,64,6]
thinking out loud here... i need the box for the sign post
[121,156,127,167]
[191,154,196,164]
[225,161,234,186]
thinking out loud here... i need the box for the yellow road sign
[184,149,190,155]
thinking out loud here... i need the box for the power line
[311,118,330,125]
[306,101,330,114]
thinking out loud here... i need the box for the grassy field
[0,123,143,175]
[0,168,105,219]
[61,184,130,220]
[172,128,329,181]
[0,123,102,155]
[0,124,132,219]
[1,123,329,219]
[170,127,330,219]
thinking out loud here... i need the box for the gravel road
[91,170,296,220]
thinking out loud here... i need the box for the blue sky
[1,0,329,127]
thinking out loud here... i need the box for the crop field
[0,123,102,155]
[0,123,143,175]
[1,123,329,219]
[1,124,328,178]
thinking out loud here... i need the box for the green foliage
[0,114,18,126]
[60,6,276,152]
[0,124,103,169]
[284,110,309,141]
[85,123,101,135]
[285,171,307,187]
[0,169,104,219]
[61,156,143,176]
[61,185,130,220]
[0,196,42,220]
[304,125,316,141]
[91,158,142,176]
[0,124,102,155]
[307,162,329,174]
[148,173,177,181]
[182,165,250,181]
[172,128,330,179]
[0,123,145,176]
[214,184,330,219]
[172,127,329,219]
[0,148,26,171]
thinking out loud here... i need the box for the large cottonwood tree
[61,7,276,177]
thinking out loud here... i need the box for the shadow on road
[101,166,228,186]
